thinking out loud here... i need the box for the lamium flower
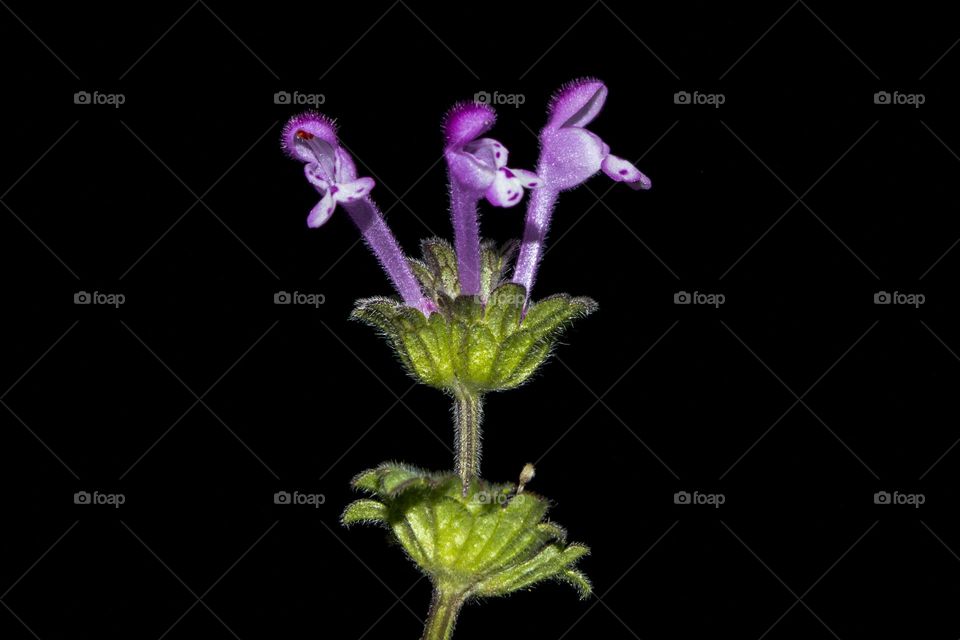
[282,112,433,314]
[283,112,374,228]
[444,102,542,295]
[512,78,651,298]
[538,78,651,190]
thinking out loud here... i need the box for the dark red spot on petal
[502,168,515,178]
[509,192,520,201]
[296,130,315,140]
[619,169,628,175]
[330,185,339,194]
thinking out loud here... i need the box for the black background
[2,1,960,638]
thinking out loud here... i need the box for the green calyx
[342,462,591,602]
[351,238,597,394]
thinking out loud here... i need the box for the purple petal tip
[546,77,608,130]
[282,111,338,161]
[444,102,496,148]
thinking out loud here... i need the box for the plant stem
[453,390,482,490]
[421,587,466,640]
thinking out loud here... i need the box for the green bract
[352,239,597,394]
[343,462,591,600]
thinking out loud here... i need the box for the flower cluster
[281,77,650,314]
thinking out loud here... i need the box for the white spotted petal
[307,191,336,228]
[334,177,375,203]
[485,167,526,207]
[601,154,651,190]
[511,168,543,190]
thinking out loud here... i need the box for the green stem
[421,588,466,640]
[453,390,483,491]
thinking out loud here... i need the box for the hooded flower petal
[601,154,652,189]
[545,78,608,132]
[282,112,338,163]
[444,102,496,148]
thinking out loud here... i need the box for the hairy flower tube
[282,79,650,640]
[512,78,652,298]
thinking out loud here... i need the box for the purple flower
[513,78,651,298]
[444,103,541,296]
[282,112,375,228]
[540,79,652,191]
[283,112,434,314]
